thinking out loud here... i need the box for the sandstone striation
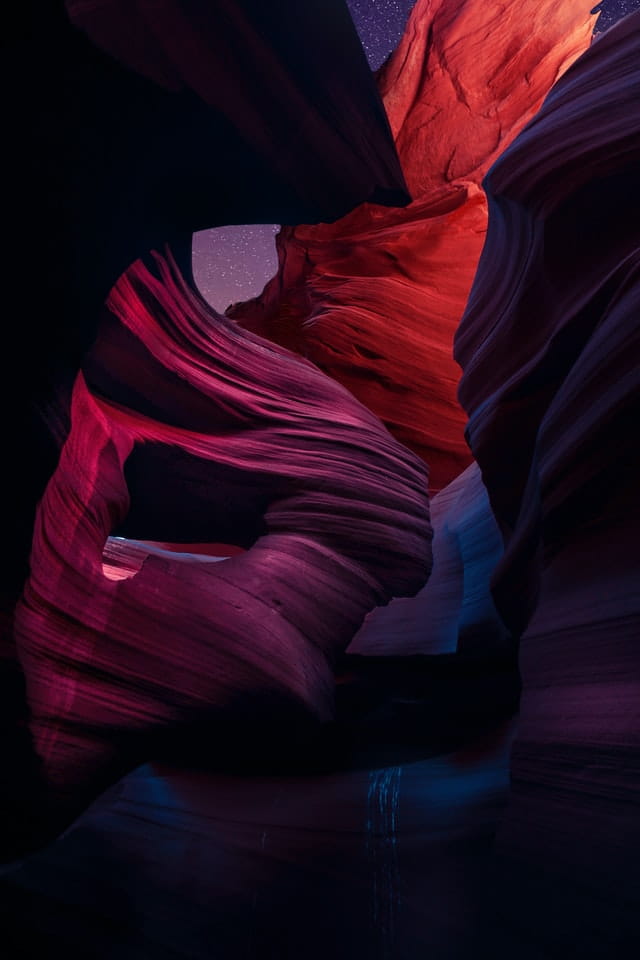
[229,0,597,492]
[455,12,640,953]
[13,252,431,835]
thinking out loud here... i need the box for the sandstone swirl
[3,0,415,858]
[229,0,597,492]
[13,252,431,833]
[349,461,508,657]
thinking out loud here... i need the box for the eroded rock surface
[230,0,597,492]
[4,0,409,631]
[13,252,431,836]
[2,0,413,857]
[455,13,640,953]
[349,462,509,657]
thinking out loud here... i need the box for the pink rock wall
[2,0,416,855]
[3,0,410,641]
[13,251,431,831]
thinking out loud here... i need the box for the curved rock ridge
[2,2,412,852]
[13,251,432,833]
[4,0,409,635]
[455,10,640,636]
[454,13,640,953]
[349,461,509,657]
[229,0,597,493]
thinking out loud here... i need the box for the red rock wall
[229,0,597,492]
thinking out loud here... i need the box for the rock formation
[349,462,509,657]
[4,0,409,630]
[2,0,414,857]
[454,11,640,954]
[12,251,431,840]
[3,2,639,957]
[229,0,597,492]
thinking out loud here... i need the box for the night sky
[192,0,639,314]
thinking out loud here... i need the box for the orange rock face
[229,0,597,492]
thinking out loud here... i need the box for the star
[192,0,638,314]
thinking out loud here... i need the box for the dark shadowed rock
[455,12,640,955]
[349,462,510,657]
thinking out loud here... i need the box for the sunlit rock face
[13,252,431,837]
[229,0,597,492]
[349,461,509,657]
[455,13,640,953]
